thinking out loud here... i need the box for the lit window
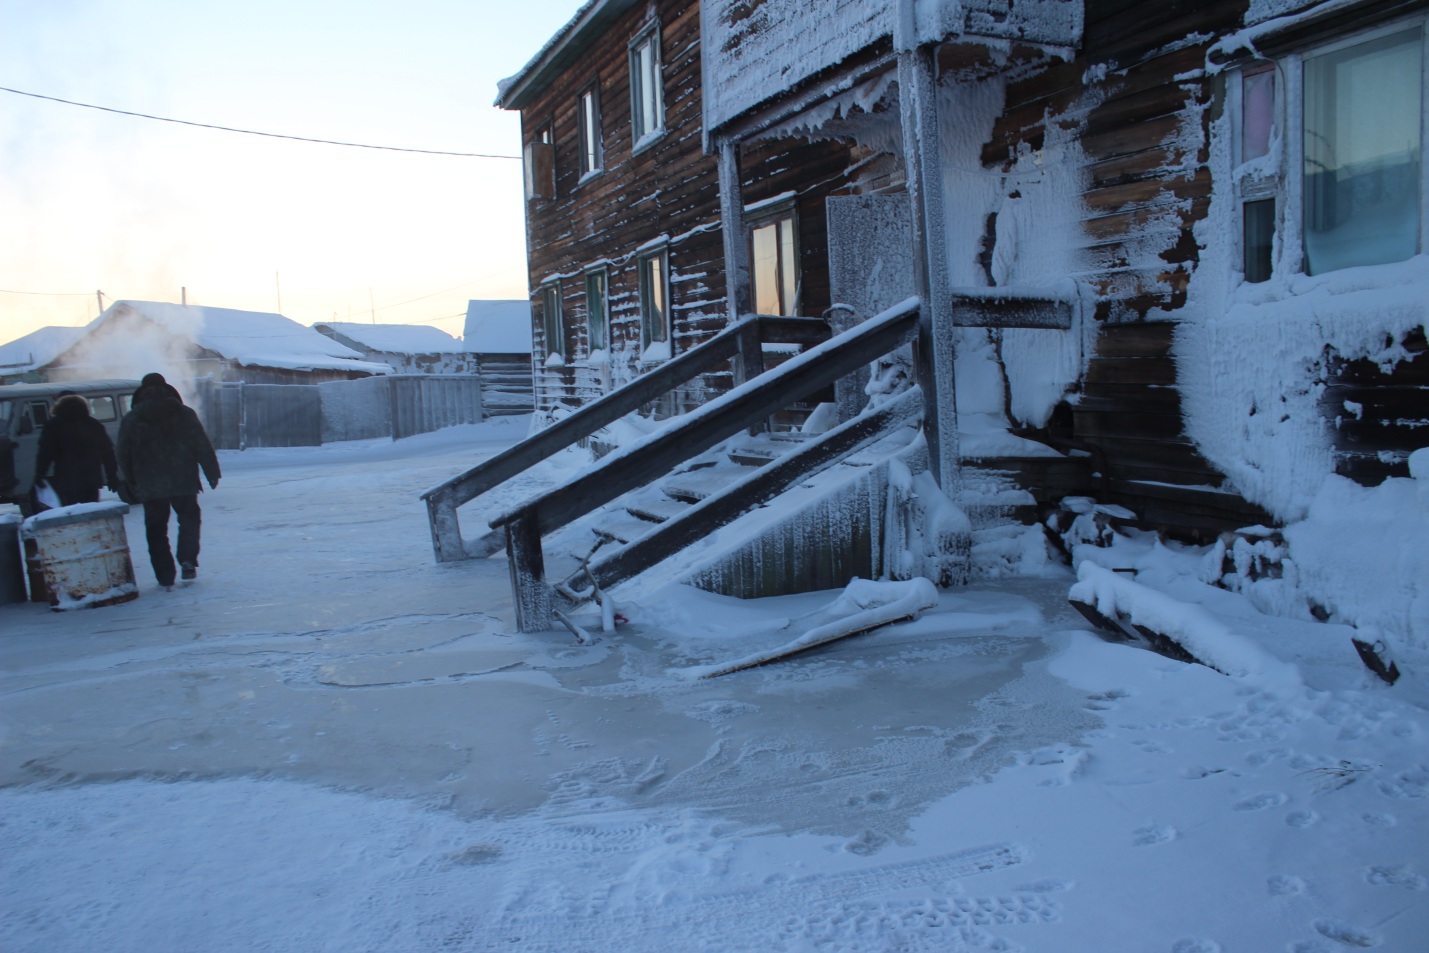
[541,282,564,360]
[638,248,669,352]
[578,87,602,177]
[585,268,608,352]
[750,211,799,315]
[629,27,664,146]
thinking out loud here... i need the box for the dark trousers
[142,495,201,586]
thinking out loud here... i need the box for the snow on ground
[2,419,1426,952]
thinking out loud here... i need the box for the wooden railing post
[505,513,551,633]
[426,491,464,563]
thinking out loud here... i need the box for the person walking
[33,393,119,507]
[116,374,221,589]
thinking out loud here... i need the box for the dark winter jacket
[34,395,119,507]
[116,392,221,502]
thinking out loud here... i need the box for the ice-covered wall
[935,67,1091,429]
[702,0,1082,135]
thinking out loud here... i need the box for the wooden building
[700,0,1429,539]
[495,0,861,419]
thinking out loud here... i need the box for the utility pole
[369,288,375,324]
[96,290,104,316]
[182,287,187,306]
[276,272,282,314]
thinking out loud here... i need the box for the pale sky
[0,0,583,344]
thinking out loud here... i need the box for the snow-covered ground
[2,419,1426,953]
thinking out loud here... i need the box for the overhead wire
[0,85,521,159]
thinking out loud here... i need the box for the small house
[464,300,535,417]
[312,322,475,375]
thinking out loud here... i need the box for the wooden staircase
[425,301,930,631]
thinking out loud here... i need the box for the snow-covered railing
[421,314,831,563]
[490,297,922,631]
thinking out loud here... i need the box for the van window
[119,395,133,417]
[0,400,10,423]
[29,402,49,427]
[88,396,117,421]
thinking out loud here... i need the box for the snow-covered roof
[495,0,642,110]
[86,301,391,375]
[464,300,533,354]
[313,322,465,355]
[0,325,89,372]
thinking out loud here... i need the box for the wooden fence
[197,375,486,450]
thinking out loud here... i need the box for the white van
[0,379,140,511]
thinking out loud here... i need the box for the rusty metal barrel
[21,502,139,610]
[0,511,26,604]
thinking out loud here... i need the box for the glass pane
[580,91,598,173]
[751,222,780,315]
[1242,66,1275,162]
[634,38,660,137]
[1243,198,1275,282]
[586,272,607,351]
[88,396,117,421]
[1304,29,1422,274]
[642,256,667,343]
[543,286,563,357]
[778,218,798,315]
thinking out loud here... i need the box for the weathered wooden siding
[521,0,727,417]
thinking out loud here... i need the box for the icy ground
[2,419,1426,953]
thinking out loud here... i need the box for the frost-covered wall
[934,63,1091,430]
[702,0,1082,136]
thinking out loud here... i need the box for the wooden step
[660,468,745,503]
[590,512,664,546]
[624,497,691,523]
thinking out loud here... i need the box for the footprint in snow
[1133,824,1177,846]
[1312,918,1381,947]
[1172,938,1222,953]
[1268,875,1307,896]
[1234,791,1289,811]
[1364,865,1427,890]
[1286,810,1319,829]
[1361,811,1396,827]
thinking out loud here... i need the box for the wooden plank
[490,300,920,535]
[1092,322,1176,358]
[949,289,1074,329]
[1085,360,1179,386]
[505,514,551,633]
[586,389,923,594]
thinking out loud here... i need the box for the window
[585,267,609,352]
[638,247,670,355]
[749,206,800,315]
[1302,28,1422,274]
[578,86,602,177]
[629,25,664,147]
[541,282,564,363]
[524,123,555,200]
[87,396,117,422]
[1230,23,1424,282]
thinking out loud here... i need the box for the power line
[0,287,93,296]
[0,85,521,159]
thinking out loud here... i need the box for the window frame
[577,83,603,180]
[540,280,565,363]
[637,244,671,356]
[746,197,801,317]
[628,22,665,153]
[584,265,610,354]
[1227,17,1427,284]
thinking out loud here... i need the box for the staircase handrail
[421,313,830,561]
[490,296,921,630]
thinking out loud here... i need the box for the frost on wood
[1070,562,1295,682]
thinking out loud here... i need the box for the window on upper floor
[525,123,555,201]
[749,202,800,316]
[638,246,670,356]
[629,24,665,150]
[578,86,603,178]
[585,267,609,353]
[540,281,565,363]
[1230,21,1424,283]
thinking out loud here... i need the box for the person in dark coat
[116,374,221,588]
[33,393,119,507]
